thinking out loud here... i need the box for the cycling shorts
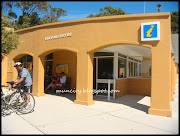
[24,86,32,93]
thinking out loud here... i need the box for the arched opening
[92,44,151,113]
[42,49,77,102]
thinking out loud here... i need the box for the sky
[2,1,179,21]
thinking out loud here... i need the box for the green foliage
[1,13,20,60]
[87,6,127,18]
[3,2,67,30]
[171,11,179,34]
[40,4,67,24]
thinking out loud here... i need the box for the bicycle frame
[1,83,24,112]
[2,82,35,115]
[2,89,21,110]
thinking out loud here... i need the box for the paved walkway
[2,79,179,134]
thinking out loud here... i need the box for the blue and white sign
[141,22,160,41]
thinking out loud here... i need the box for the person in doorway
[45,73,59,92]
[30,65,33,92]
[56,72,67,89]
[12,62,32,109]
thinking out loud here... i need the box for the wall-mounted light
[157,4,161,12]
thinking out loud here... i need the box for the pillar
[74,50,95,105]
[32,55,45,96]
[171,54,174,101]
[1,56,8,85]
[148,43,172,116]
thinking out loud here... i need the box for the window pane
[98,57,113,79]
[139,63,142,77]
[128,61,131,77]
[118,58,126,78]
[134,63,138,77]
[130,61,134,77]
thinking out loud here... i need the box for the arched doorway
[41,49,77,101]
[92,44,151,112]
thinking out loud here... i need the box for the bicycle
[1,81,35,116]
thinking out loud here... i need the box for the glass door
[94,57,114,97]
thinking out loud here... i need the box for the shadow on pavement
[45,89,149,114]
[93,94,150,113]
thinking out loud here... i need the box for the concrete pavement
[1,79,179,134]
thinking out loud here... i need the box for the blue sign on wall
[141,22,160,41]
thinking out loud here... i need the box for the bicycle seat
[6,81,15,85]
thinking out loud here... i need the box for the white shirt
[60,76,66,84]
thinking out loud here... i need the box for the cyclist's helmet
[14,62,22,67]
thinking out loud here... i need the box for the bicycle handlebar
[1,81,24,89]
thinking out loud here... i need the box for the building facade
[1,12,178,117]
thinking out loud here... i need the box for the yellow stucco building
[1,12,178,117]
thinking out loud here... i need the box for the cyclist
[12,62,32,109]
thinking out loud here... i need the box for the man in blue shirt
[12,62,32,108]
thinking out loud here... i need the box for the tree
[87,6,127,18]
[1,13,20,60]
[171,11,179,34]
[40,4,67,24]
[3,2,67,30]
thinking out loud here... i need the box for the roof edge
[15,12,170,33]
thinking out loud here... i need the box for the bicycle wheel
[1,99,6,112]
[16,92,35,114]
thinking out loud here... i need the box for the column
[1,56,8,85]
[171,54,174,101]
[32,55,45,96]
[148,42,172,117]
[74,50,95,106]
